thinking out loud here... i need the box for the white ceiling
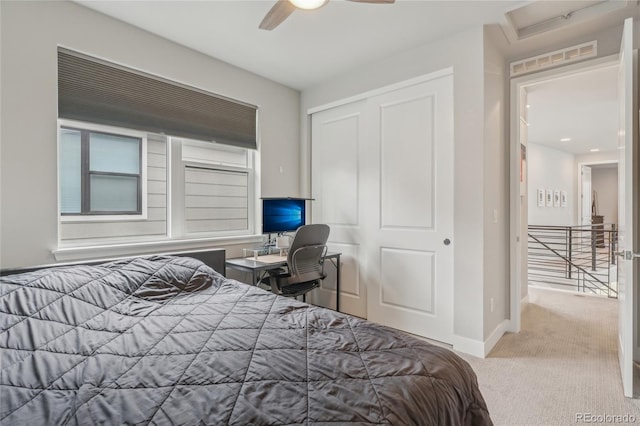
[526,65,618,155]
[76,0,525,90]
[74,0,633,155]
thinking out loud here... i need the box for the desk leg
[336,255,341,312]
[252,270,257,286]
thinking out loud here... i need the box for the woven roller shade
[58,50,257,150]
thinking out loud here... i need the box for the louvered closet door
[311,71,454,343]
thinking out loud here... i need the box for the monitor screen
[262,198,306,234]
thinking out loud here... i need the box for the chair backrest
[287,224,330,283]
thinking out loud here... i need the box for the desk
[226,252,342,312]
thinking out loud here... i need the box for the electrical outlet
[490,298,494,313]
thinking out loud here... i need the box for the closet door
[311,100,367,317]
[365,75,454,344]
[310,71,454,343]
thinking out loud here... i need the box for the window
[57,123,257,248]
[175,138,255,238]
[59,123,145,217]
[56,49,259,251]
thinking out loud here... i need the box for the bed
[0,255,492,425]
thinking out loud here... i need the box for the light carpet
[458,287,640,425]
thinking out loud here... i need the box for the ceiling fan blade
[347,0,395,3]
[259,0,297,31]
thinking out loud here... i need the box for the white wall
[527,143,576,226]
[591,165,618,225]
[0,1,300,268]
[301,26,505,349]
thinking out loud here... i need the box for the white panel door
[581,165,593,226]
[616,17,637,398]
[365,75,454,343]
[311,101,366,317]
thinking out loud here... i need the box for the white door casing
[510,55,621,337]
[311,71,454,343]
[581,165,593,226]
[617,17,638,399]
[519,88,529,313]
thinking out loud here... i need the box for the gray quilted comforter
[0,256,492,425]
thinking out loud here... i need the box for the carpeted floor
[458,287,640,425]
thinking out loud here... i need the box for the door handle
[615,251,640,259]
[443,238,451,246]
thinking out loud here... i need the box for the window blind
[58,49,257,150]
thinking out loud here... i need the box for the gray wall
[301,27,499,345]
[0,1,300,268]
[504,20,632,64]
[483,27,510,340]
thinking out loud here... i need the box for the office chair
[268,224,330,302]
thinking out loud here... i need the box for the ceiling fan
[259,0,395,31]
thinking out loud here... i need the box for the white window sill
[53,235,264,263]
[60,213,148,223]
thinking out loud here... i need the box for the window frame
[169,137,256,239]
[57,123,259,249]
[58,120,148,222]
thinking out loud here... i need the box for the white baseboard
[452,335,485,358]
[452,319,510,358]
[483,319,509,356]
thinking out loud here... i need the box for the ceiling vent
[510,41,597,77]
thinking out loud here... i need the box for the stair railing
[528,224,617,298]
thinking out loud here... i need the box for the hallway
[459,288,640,425]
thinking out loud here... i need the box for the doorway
[523,65,619,297]
[512,18,638,398]
[579,162,619,228]
[510,54,619,332]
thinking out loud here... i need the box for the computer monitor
[262,198,305,234]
